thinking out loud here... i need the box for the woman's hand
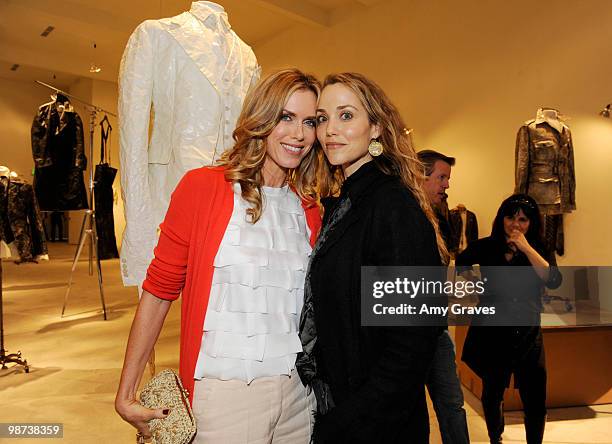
[115,292,172,439]
[115,397,169,440]
[507,230,551,281]
[507,229,533,254]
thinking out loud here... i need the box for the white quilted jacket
[118,1,260,286]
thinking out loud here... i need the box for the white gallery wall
[254,0,612,266]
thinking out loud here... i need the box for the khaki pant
[192,370,315,444]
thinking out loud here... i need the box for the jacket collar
[165,5,256,95]
[189,1,231,31]
[533,108,567,133]
[340,160,390,203]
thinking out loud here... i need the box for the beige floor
[1,243,610,443]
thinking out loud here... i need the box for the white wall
[0,77,47,177]
[254,0,612,266]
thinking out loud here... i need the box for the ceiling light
[89,42,102,73]
[600,104,611,118]
[40,26,55,37]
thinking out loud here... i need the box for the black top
[455,236,562,382]
[298,161,442,443]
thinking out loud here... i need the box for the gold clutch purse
[139,369,197,444]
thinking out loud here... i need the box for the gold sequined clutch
[139,369,196,444]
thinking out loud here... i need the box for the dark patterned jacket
[0,176,48,262]
[449,207,479,255]
[515,120,576,215]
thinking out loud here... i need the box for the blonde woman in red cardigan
[116,69,326,443]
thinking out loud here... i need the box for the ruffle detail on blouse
[209,283,303,315]
[203,310,298,335]
[211,264,306,290]
[194,353,297,383]
[220,223,312,255]
[194,184,311,382]
[200,330,303,361]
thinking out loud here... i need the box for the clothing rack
[35,80,113,320]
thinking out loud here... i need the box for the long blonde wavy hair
[319,73,449,262]
[217,68,324,223]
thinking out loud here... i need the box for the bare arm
[115,291,172,438]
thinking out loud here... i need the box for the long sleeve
[515,125,530,194]
[31,107,52,168]
[25,182,48,258]
[118,22,156,287]
[467,210,479,243]
[566,129,576,210]
[142,171,197,301]
[73,113,86,169]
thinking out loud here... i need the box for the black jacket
[455,237,561,387]
[298,162,442,443]
[31,102,88,211]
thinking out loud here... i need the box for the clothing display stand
[0,259,29,372]
[35,81,117,320]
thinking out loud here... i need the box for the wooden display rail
[455,325,612,410]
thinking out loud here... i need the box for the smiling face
[503,208,531,237]
[262,89,317,186]
[423,160,451,205]
[315,83,380,177]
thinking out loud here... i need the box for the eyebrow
[316,104,358,113]
[282,109,316,120]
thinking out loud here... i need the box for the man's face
[423,160,451,205]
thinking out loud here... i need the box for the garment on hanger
[31,96,88,211]
[0,168,48,263]
[94,116,119,260]
[449,204,479,255]
[118,1,260,286]
[515,108,576,256]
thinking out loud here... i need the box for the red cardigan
[142,166,321,404]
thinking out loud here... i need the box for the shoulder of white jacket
[134,11,189,33]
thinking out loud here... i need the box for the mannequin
[535,107,565,133]
[119,1,260,287]
[515,107,576,255]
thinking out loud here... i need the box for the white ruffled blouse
[193,183,312,383]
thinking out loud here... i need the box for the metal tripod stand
[61,108,107,320]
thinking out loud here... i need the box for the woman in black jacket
[297,73,447,443]
[456,194,562,444]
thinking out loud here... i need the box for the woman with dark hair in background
[297,72,446,443]
[456,194,562,444]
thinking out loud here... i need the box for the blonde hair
[218,68,324,223]
[321,72,449,262]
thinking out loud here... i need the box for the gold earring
[368,139,383,157]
